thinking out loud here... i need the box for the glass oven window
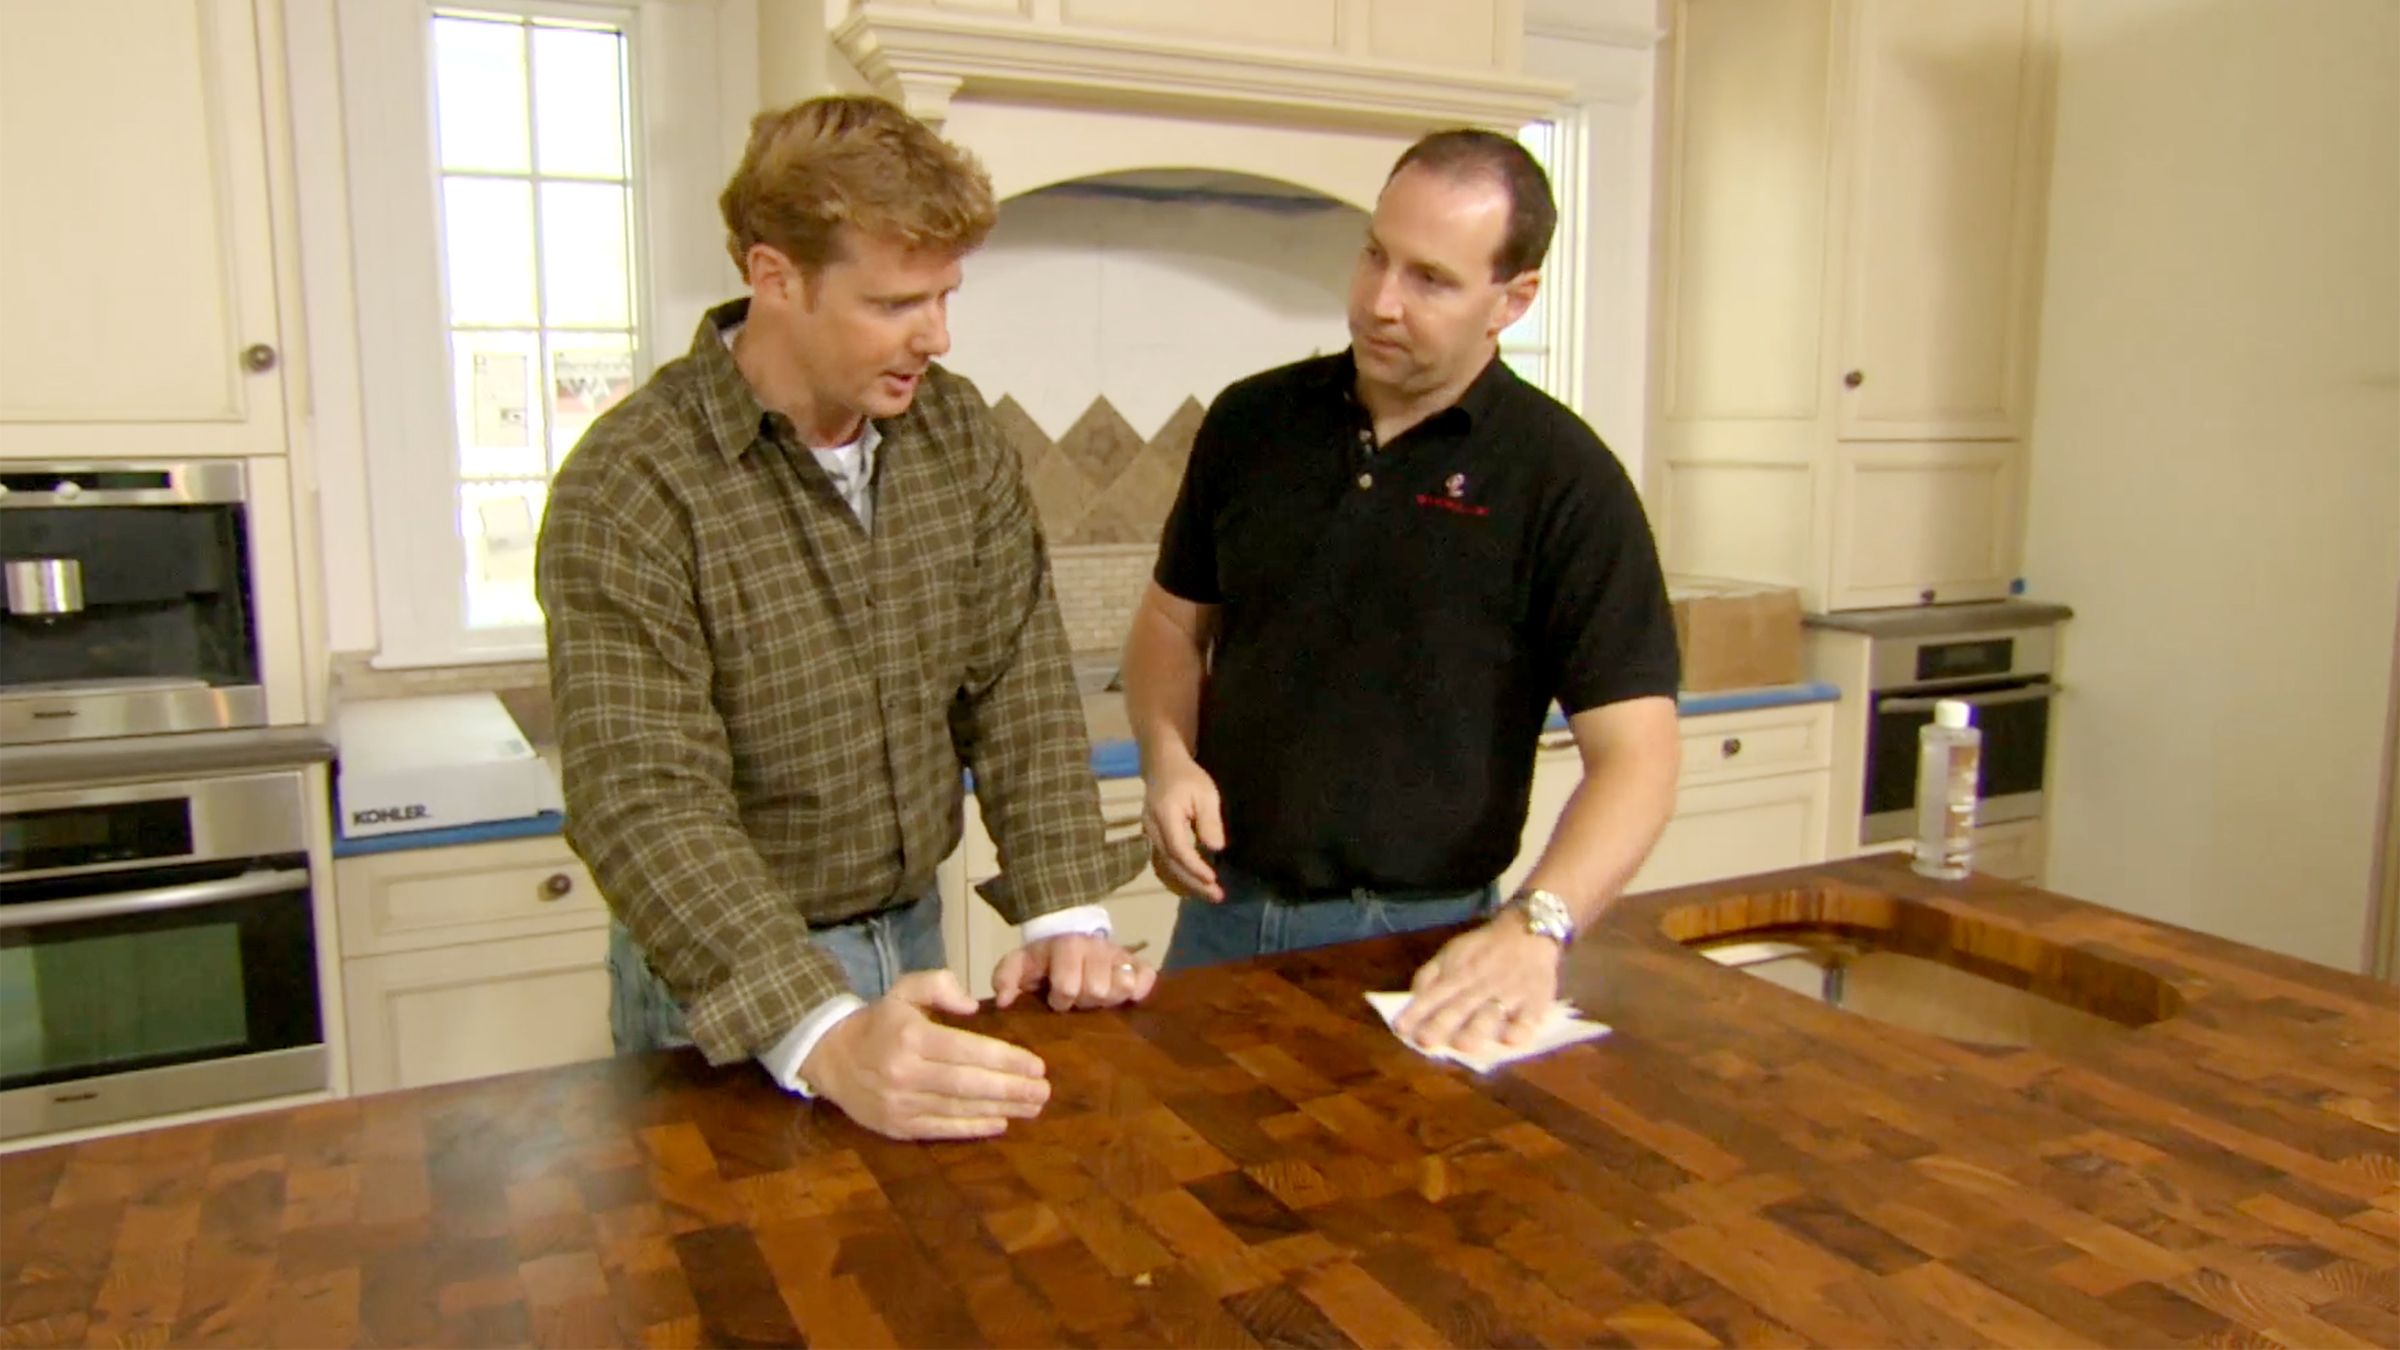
[0,858,320,1092]
[0,922,248,1080]
[1867,682,2052,817]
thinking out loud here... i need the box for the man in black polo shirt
[1119,129,1682,1055]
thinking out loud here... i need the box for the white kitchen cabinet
[953,781,1179,999]
[866,0,1526,76]
[1652,0,2052,609]
[333,837,612,1094]
[341,928,612,1096]
[1833,0,2049,441]
[1631,772,1833,895]
[0,0,293,459]
[1506,704,1836,900]
[1828,441,2025,611]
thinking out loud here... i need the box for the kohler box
[335,693,563,837]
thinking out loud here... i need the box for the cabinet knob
[241,343,279,374]
[1721,737,1743,758]
[539,872,574,901]
[1842,370,1864,389]
[1919,588,1938,605]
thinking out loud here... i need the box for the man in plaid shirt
[537,96,1154,1142]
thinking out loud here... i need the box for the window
[1500,116,1580,406]
[430,10,643,631]
[337,0,733,666]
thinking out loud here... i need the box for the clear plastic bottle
[1910,699,1980,880]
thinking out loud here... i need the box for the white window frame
[1500,112,1586,411]
[337,0,739,667]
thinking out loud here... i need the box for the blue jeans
[1162,863,1501,972]
[606,885,946,1054]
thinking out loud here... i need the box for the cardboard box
[1669,581,1804,692]
[335,692,563,837]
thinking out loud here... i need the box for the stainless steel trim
[0,461,246,509]
[1868,626,2057,691]
[1877,682,2062,714]
[0,768,309,882]
[1806,600,2073,639]
[4,559,82,616]
[1863,790,2046,845]
[0,726,333,792]
[0,868,308,929]
[0,1045,325,1142]
[0,682,268,746]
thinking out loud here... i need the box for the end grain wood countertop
[3,856,2395,1348]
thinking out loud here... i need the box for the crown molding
[834,3,1571,130]
[1523,0,1664,48]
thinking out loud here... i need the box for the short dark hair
[1388,129,1556,280]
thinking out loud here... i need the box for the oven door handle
[0,868,309,930]
[1878,682,2061,714]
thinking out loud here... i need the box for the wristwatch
[1509,887,1576,947]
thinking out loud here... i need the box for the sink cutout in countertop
[1666,882,2184,1053]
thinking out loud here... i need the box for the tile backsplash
[1051,543,1158,656]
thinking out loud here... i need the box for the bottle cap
[1935,699,1972,729]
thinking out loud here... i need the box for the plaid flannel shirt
[537,300,1138,1064]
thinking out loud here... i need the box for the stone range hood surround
[830,0,1571,208]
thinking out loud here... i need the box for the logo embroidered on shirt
[1416,472,1490,518]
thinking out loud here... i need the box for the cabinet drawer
[1678,704,1833,784]
[334,836,606,957]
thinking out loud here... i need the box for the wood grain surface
[4,856,2395,1348]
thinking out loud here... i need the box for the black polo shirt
[1154,350,1679,897]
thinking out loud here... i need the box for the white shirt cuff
[1021,904,1112,945]
[757,994,866,1097]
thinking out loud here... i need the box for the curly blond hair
[719,95,997,279]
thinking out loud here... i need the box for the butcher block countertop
[4,857,2395,1348]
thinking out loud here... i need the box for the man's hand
[1143,758,1226,900]
[1392,914,1563,1056]
[992,932,1159,1011]
[800,970,1050,1141]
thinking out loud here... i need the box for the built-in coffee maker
[0,462,266,745]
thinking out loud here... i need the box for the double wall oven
[0,461,326,1141]
[1858,618,2062,846]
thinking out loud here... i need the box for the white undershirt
[720,321,1109,1096]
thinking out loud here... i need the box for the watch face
[1520,890,1572,941]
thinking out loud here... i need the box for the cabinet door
[1657,0,1840,429]
[1630,772,1831,895]
[1828,440,2021,608]
[1835,0,2048,440]
[0,0,289,458]
[343,928,613,1095]
[1500,731,1582,898]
